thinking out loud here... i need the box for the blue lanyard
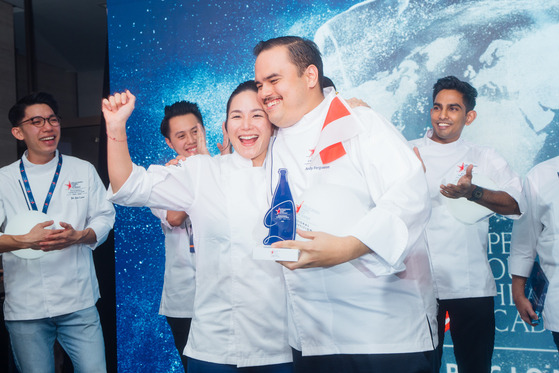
[187,222,195,253]
[19,153,63,214]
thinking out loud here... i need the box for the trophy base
[253,246,300,262]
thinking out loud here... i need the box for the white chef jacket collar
[279,87,336,136]
[425,129,465,150]
[22,149,60,169]
[229,148,265,168]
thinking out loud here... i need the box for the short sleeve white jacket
[150,208,195,318]
[268,88,438,356]
[509,156,559,332]
[108,153,291,367]
[410,131,524,299]
[0,151,115,320]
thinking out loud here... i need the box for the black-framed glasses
[18,115,61,127]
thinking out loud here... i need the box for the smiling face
[430,89,477,144]
[226,90,273,167]
[165,113,200,157]
[11,103,60,164]
[254,45,322,128]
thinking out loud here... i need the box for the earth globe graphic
[315,0,559,175]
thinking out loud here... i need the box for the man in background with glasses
[0,92,115,372]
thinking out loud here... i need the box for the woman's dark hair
[224,80,258,130]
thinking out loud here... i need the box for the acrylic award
[526,261,549,325]
[253,168,299,261]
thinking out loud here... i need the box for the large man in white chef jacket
[509,156,559,352]
[0,92,115,373]
[410,76,523,373]
[254,36,438,373]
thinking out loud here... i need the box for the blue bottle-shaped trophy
[263,168,296,245]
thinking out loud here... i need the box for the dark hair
[160,101,203,138]
[433,76,478,112]
[323,76,336,91]
[253,36,323,90]
[224,80,258,130]
[9,92,59,126]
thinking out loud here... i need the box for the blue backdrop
[107,0,559,371]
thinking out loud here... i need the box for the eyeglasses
[18,115,61,127]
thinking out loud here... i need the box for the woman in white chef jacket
[103,81,292,373]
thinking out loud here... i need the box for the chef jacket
[108,152,291,367]
[510,156,559,332]
[150,208,195,318]
[0,150,115,320]
[267,88,438,355]
[410,131,523,299]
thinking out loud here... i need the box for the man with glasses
[0,92,115,372]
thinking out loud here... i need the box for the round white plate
[445,173,498,225]
[4,211,56,259]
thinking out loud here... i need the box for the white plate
[4,211,56,259]
[445,173,498,225]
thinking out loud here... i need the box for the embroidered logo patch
[65,180,87,200]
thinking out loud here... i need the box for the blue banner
[107,0,559,371]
